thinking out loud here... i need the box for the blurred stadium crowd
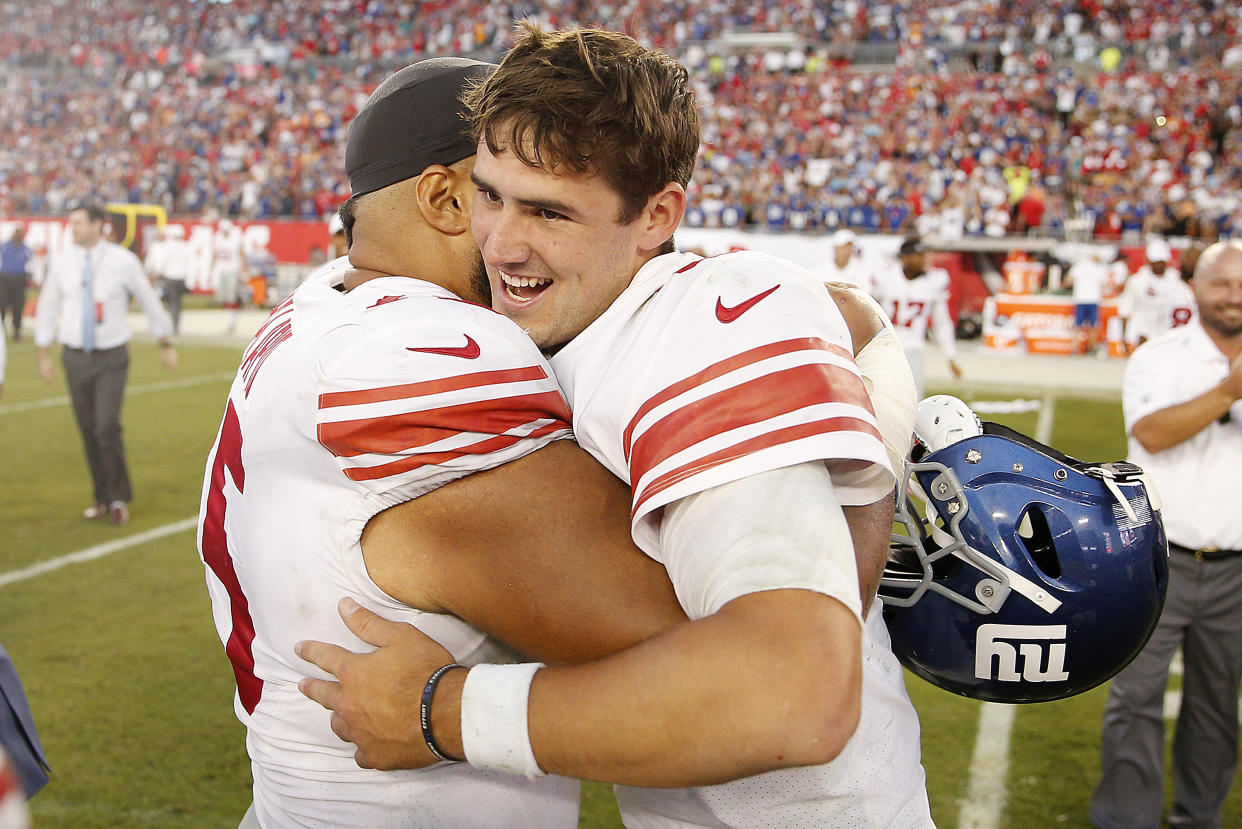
[1,0,1240,244]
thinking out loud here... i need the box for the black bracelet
[420,663,464,763]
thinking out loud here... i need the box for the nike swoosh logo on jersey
[368,295,407,309]
[407,335,481,359]
[715,284,780,323]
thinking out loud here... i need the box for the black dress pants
[62,345,132,505]
[0,273,26,339]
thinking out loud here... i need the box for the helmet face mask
[881,417,1169,704]
[884,458,1030,617]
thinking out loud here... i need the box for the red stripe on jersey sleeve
[621,338,853,462]
[318,365,553,409]
[627,361,878,488]
[318,390,571,459]
[633,416,877,517]
[343,420,569,482]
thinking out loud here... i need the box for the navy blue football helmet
[880,418,1168,703]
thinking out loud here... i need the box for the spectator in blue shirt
[0,227,33,342]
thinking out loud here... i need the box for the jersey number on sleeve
[201,400,263,713]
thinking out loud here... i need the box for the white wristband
[460,662,546,780]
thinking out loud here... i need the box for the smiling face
[471,140,658,352]
[1194,244,1242,339]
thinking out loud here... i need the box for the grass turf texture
[1,337,1238,828]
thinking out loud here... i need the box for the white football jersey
[212,226,246,274]
[867,263,957,397]
[868,263,957,359]
[551,250,933,828]
[1118,267,1194,345]
[197,273,579,828]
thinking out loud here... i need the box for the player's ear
[636,182,686,254]
[416,165,470,236]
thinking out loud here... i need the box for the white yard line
[0,517,198,590]
[1034,393,1056,444]
[957,394,1056,829]
[0,373,234,415]
[959,702,1017,829]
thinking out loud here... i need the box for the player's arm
[360,438,687,665]
[827,281,915,611]
[33,262,63,383]
[1117,279,1139,348]
[124,253,170,329]
[304,461,863,785]
[929,283,962,377]
[352,283,905,647]
[124,254,177,368]
[826,280,884,351]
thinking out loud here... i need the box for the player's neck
[342,267,392,290]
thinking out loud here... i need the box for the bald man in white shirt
[1092,241,1242,829]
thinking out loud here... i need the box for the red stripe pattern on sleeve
[317,365,571,483]
[624,337,881,515]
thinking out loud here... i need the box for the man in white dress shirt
[1091,240,1242,829]
[819,228,874,291]
[34,204,177,525]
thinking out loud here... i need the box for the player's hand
[296,597,456,771]
[160,344,178,371]
[948,359,963,380]
[37,348,55,384]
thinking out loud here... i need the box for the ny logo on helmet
[975,624,1070,683]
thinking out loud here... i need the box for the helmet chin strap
[1088,466,1138,523]
[1085,461,1164,525]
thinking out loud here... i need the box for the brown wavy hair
[465,22,700,224]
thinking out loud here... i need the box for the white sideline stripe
[0,373,234,414]
[957,393,1056,829]
[969,399,1043,415]
[0,517,198,590]
[959,702,1016,829]
[1165,690,1180,720]
[1034,393,1055,444]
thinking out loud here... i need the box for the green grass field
[1,331,1237,828]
